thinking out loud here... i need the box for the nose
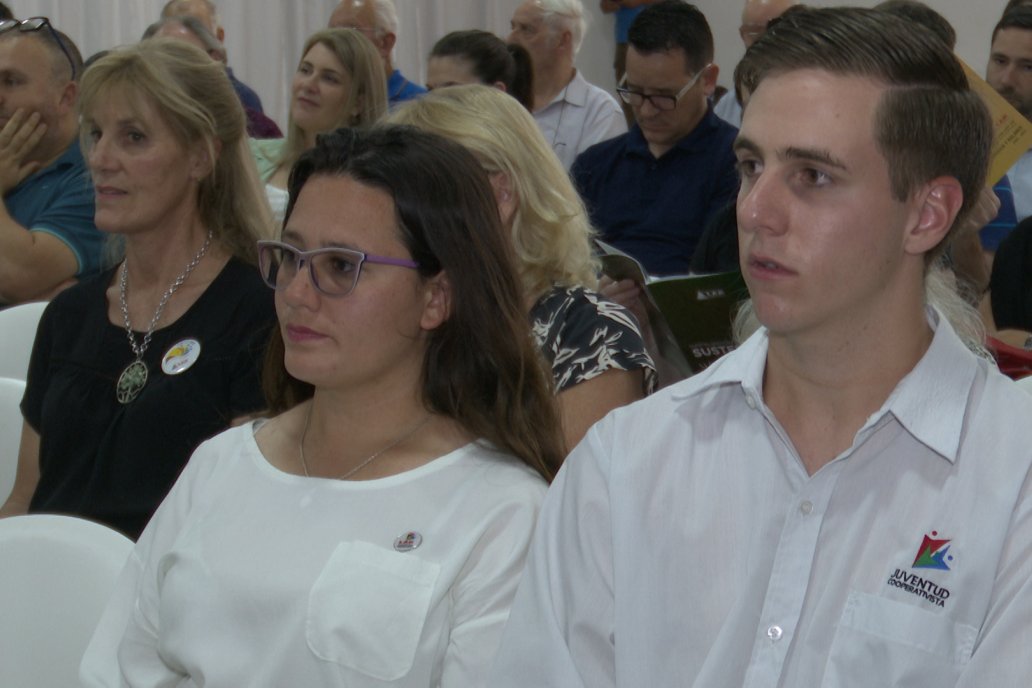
[87,135,114,173]
[280,259,321,308]
[998,64,1017,89]
[736,168,787,237]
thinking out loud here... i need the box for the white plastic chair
[0,300,47,380]
[0,514,133,687]
[0,376,26,504]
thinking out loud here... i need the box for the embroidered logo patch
[912,531,953,571]
[885,531,954,608]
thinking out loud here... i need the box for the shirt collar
[545,70,589,109]
[672,308,978,463]
[626,106,723,158]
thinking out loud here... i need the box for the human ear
[488,171,517,228]
[904,176,964,257]
[420,271,452,330]
[189,139,222,182]
[701,63,720,97]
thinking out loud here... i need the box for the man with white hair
[509,0,626,169]
[329,0,426,105]
[713,0,797,127]
[161,0,267,117]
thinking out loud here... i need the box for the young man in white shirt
[490,6,1032,687]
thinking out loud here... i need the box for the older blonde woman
[391,85,655,447]
[251,28,387,220]
[0,39,276,539]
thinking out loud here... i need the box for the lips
[94,185,127,199]
[746,253,796,279]
[284,324,326,343]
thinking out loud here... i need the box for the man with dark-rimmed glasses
[0,16,103,305]
[571,1,738,277]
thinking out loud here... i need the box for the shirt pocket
[822,590,977,688]
[306,540,441,680]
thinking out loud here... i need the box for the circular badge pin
[393,531,423,552]
[161,339,202,375]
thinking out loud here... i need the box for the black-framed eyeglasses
[257,240,420,297]
[616,65,710,112]
[0,17,76,80]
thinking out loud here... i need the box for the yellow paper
[962,59,1032,186]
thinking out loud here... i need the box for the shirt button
[800,501,814,515]
[767,625,783,642]
[745,395,757,409]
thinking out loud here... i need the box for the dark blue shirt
[572,108,739,275]
[6,141,103,278]
[388,69,426,106]
[227,67,263,114]
[980,175,1017,252]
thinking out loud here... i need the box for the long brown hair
[263,125,565,480]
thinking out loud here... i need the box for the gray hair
[142,15,226,62]
[538,0,588,55]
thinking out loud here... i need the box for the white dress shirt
[714,90,743,128]
[1006,148,1032,221]
[534,70,627,171]
[81,424,547,688]
[490,312,1032,687]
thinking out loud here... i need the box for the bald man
[160,0,267,116]
[329,0,426,105]
[713,0,797,127]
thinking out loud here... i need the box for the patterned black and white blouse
[530,285,657,394]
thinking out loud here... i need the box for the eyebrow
[281,229,360,251]
[734,135,849,171]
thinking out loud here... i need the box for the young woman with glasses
[80,125,564,687]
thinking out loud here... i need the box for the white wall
[8,0,1012,130]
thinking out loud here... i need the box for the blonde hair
[79,39,272,262]
[279,28,387,172]
[390,84,598,299]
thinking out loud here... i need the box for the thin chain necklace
[299,403,432,480]
[115,229,213,404]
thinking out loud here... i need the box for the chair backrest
[0,300,48,380]
[0,514,133,686]
[0,376,26,504]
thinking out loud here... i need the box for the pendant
[116,359,148,404]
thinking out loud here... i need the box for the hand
[599,275,649,329]
[0,109,46,194]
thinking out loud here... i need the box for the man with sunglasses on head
[571,1,737,277]
[0,17,102,305]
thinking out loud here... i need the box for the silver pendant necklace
[298,403,432,480]
[116,229,213,404]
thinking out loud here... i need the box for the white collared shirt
[1006,148,1032,221]
[490,312,1032,687]
[534,70,627,171]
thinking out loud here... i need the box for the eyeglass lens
[260,244,362,296]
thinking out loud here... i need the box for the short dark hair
[430,29,534,111]
[737,6,991,259]
[628,0,713,73]
[875,0,956,49]
[0,3,12,21]
[0,21,84,83]
[264,125,565,480]
[994,5,1032,41]
[1004,0,1032,15]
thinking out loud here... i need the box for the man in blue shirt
[329,0,426,106]
[572,1,738,276]
[0,21,102,305]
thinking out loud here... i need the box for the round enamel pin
[393,531,423,552]
[161,339,201,375]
